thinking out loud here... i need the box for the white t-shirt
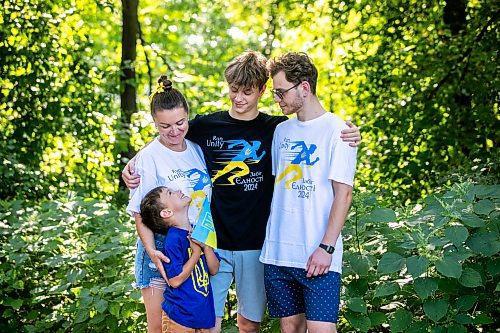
[260,112,357,273]
[126,138,211,225]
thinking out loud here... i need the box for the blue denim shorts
[134,233,167,289]
[264,264,341,323]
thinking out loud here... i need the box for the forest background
[1,0,498,332]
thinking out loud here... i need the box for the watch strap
[319,243,335,254]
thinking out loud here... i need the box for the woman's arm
[134,213,170,282]
[121,138,156,189]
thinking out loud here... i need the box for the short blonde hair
[224,50,269,89]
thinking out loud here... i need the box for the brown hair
[268,52,318,95]
[150,75,189,118]
[140,186,169,234]
[224,50,269,90]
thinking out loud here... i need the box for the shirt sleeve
[125,150,160,215]
[329,133,357,187]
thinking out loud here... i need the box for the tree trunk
[121,0,138,160]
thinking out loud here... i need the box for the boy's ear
[160,208,173,219]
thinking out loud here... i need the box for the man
[260,52,357,333]
[123,50,361,333]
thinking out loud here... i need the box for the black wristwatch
[319,243,335,254]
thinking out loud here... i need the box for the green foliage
[0,194,142,332]
[340,183,499,332]
[1,184,498,332]
[0,0,119,200]
[1,0,498,331]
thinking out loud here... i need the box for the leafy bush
[0,194,143,332]
[1,184,498,332]
[340,183,499,332]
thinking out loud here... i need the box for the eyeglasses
[270,82,301,100]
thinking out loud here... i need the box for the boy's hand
[189,238,202,254]
[121,157,140,189]
[191,238,211,252]
[341,121,362,147]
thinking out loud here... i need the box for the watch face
[320,243,334,254]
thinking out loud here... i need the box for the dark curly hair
[140,186,169,234]
[268,52,318,95]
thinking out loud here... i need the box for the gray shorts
[210,249,267,322]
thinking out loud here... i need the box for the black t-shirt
[187,111,287,251]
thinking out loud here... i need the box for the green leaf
[347,297,367,314]
[436,256,462,278]
[370,208,397,222]
[466,232,500,257]
[89,313,106,324]
[473,185,500,199]
[388,308,412,332]
[74,310,89,324]
[345,312,371,332]
[377,252,406,274]
[459,213,485,228]
[350,254,371,276]
[68,268,87,283]
[496,282,500,292]
[2,298,23,309]
[473,199,495,215]
[368,312,386,327]
[444,226,469,246]
[374,282,400,298]
[454,313,473,325]
[486,258,500,276]
[129,288,142,300]
[406,255,429,278]
[447,324,467,333]
[109,302,121,317]
[95,298,109,313]
[473,313,494,325]
[423,299,449,322]
[346,278,369,297]
[407,320,430,333]
[458,268,483,287]
[413,277,438,299]
[434,215,450,228]
[455,295,477,311]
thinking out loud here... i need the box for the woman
[126,75,211,333]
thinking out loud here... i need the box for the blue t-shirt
[162,227,217,329]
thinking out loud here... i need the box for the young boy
[140,186,220,333]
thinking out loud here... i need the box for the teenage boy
[122,50,361,333]
[140,186,219,333]
[260,52,357,333]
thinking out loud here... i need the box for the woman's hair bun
[157,75,173,90]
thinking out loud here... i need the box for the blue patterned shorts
[264,264,341,323]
